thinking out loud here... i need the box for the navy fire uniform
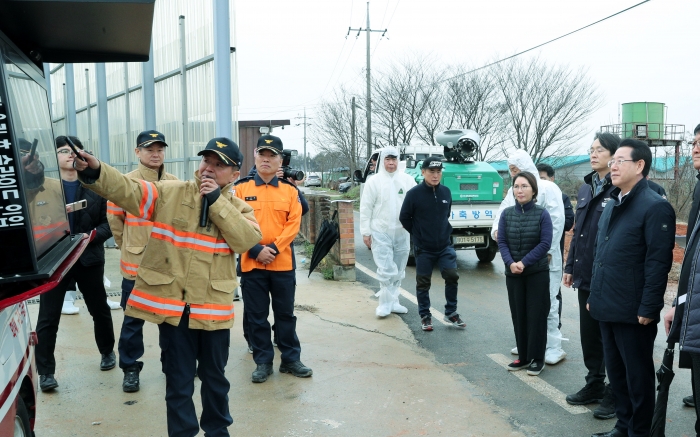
[234,173,303,365]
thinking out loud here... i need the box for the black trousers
[241,269,301,365]
[578,288,606,387]
[506,270,549,363]
[159,309,232,437]
[118,278,145,369]
[691,352,700,436]
[600,321,657,437]
[36,262,115,375]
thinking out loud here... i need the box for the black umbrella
[308,210,340,277]
[650,342,676,437]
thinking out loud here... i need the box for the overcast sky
[234,0,698,159]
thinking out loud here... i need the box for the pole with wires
[294,109,312,173]
[348,2,386,160]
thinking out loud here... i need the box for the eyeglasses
[588,147,607,155]
[607,158,637,168]
[57,149,75,155]
[693,141,700,149]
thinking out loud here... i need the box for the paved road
[353,212,696,437]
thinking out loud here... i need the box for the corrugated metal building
[45,0,239,181]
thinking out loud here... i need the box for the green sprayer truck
[355,128,504,263]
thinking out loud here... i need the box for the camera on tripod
[281,149,305,181]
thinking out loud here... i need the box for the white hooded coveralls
[491,150,567,353]
[360,147,417,316]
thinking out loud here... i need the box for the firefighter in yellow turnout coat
[106,130,178,393]
[76,137,262,437]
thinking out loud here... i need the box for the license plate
[453,235,484,245]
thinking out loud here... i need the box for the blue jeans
[118,278,145,369]
[414,245,459,318]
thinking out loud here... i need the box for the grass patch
[302,241,314,257]
[322,263,334,280]
[342,185,361,201]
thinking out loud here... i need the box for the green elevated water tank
[621,102,665,139]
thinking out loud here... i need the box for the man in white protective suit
[360,147,417,317]
[491,150,568,365]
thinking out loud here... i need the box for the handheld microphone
[200,176,210,227]
[200,197,209,227]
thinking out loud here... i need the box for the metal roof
[0,0,155,67]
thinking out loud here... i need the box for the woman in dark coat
[497,172,553,376]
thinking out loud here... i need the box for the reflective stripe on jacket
[107,162,178,279]
[81,162,262,330]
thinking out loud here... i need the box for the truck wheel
[476,238,498,263]
[13,396,31,437]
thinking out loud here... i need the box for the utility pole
[348,2,386,160]
[351,97,356,172]
[294,108,312,173]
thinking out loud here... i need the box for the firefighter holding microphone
[73,138,262,437]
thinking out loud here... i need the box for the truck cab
[354,131,503,263]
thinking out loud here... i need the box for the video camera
[281,149,305,181]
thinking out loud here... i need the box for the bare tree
[494,57,603,162]
[314,54,603,170]
[441,66,508,161]
[313,150,347,187]
[659,139,696,219]
[309,87,366,175]
[371,55,441,151]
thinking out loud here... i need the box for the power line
[323,32,360,95]
[378,0,390,28]
[238,104,320,116]
[435,0,650,85]
[244,0,646,123]
[370,0,400,61]
[317,39,349,97]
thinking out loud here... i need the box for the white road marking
[354,261,449,325]
[487,353,590,415]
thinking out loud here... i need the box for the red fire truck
[0,1,154,435]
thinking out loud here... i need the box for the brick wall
[299,193,355,271]
[330,200,355,267]
[299,193,331,244]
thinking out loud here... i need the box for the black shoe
[279,360,313,378]
[526,360,545,376]
[421,316,433,331]
[591,428,625,437]
[100,351,116,371]
[507,359,531,371]
[39,374,58,392]
[566,382,605,405]
[252,363,273,383]
[593,385,616,419]
[443,313,466,328]
[683,394,695,407]
[122,364,142,393]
